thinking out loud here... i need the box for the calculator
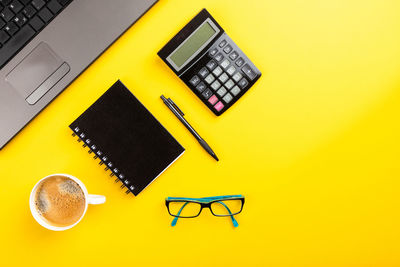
[158,9,261,116]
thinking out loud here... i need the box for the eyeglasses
[165,195,245,227]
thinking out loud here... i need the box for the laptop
[0,0,158,149]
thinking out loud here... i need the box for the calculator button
[198,67,209,78]
[229,51,239,61]
[189,75,200,86]
[231,85,241,96]
[206,60,217,70]
[219,73,229,83]
[219,39,227,48]
[208,95,218,105]
[214,52,224,62]
[211,80,221,91]
[231,85,240,96]
[224,79,234,90]
[212,66,223,77]
[236,57,245,67]
[205,74,215,84]
[232,72,243,82]
[226,66,236,76]
[209,47,218,57]
[223,93,233,104]
[214,101,225,112]
[195,82,206,93]
[223,45,233,54]
[220,59,230,69]
[238,77,249,89]
[242,64,257,81]
[216,87,227,97]
[202,88,213,99]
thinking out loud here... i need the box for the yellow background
[1,0,400,266]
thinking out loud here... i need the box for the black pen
[160,95,219,161]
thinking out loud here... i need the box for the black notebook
[69,80,185,196]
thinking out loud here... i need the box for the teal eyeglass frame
[165,195,245,227]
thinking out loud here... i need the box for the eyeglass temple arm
[171,202,189,227]
[216,201,239,227]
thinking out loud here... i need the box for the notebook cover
[69,80,185,196]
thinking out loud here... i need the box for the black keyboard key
[47,0,61,13]
[31,0,45,10]
[0,30,9,44]
[38,7,52,22]
[0,0,12,6]
[22,5,36,18]
[20,0,31,5]
[0,18,5,28]
[29,15,43,30]
[9,0,23,13]
[1,7,14,22]
[0,24,34,67]
[13,12,27,26]
[4,21,18,35]
[57,0,71,6]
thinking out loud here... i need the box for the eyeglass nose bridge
[202,203,213,214]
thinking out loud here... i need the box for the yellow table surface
[1,0,400,266]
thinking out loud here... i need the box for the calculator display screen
[169,21,218,70]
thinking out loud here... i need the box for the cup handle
[87,194,106,205]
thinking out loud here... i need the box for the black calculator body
[158,9,261,116]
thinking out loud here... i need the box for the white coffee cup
[29,173,106,231]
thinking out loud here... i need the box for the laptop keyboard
[0,0,72,69]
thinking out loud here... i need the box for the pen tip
[213,154,219,161]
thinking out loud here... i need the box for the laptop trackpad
[6,42,70,105]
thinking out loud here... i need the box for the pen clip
[168,98,185,116]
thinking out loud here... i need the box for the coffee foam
[34,176,86,227]
[35,188,50,215]
[59,179,82,194]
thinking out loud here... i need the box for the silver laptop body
[0,0,157,149]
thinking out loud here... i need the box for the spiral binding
[71,126,135,195]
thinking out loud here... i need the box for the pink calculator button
[208,95,218,105]
[214,101,224,112]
